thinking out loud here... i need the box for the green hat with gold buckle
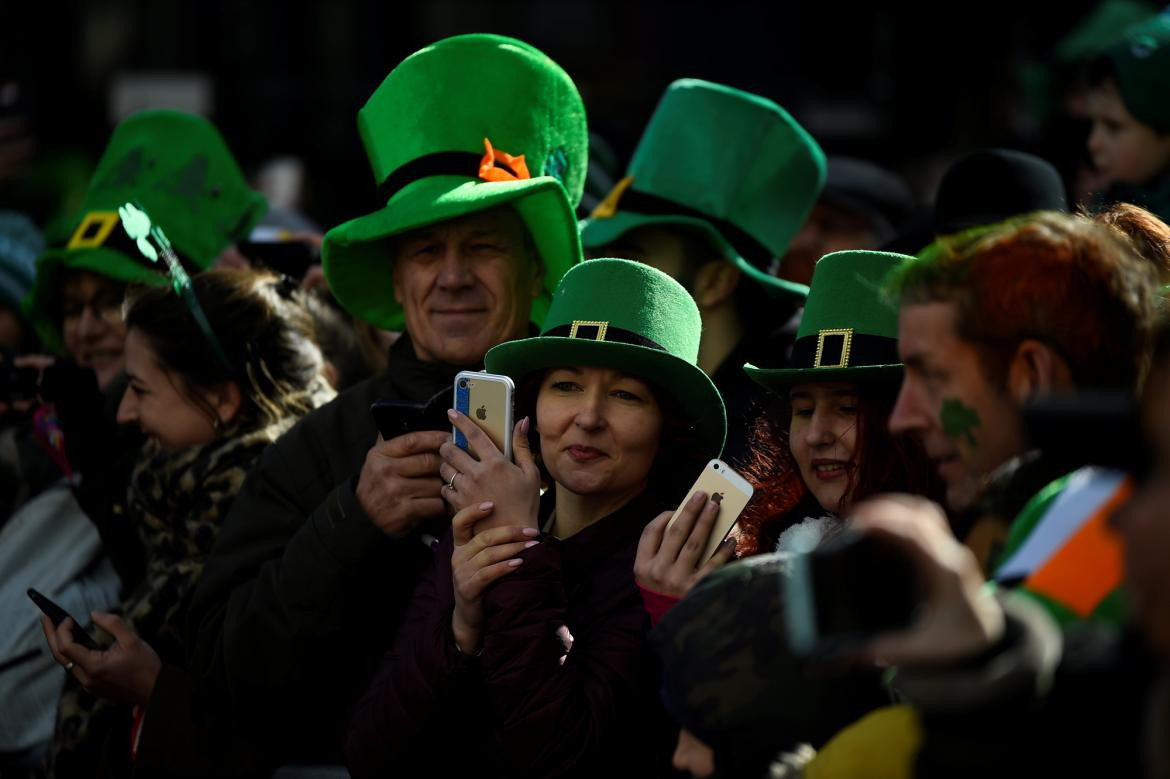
[580,79,825,301]
[745,250,912,390]
[321,33,588,330]
[24,110,266,352]
[485,257,727,458]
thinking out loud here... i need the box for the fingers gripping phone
[667,459,755,561]
[453,371,514,460]
[27,588,100,650]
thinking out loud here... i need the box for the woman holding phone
[41,269,332,777]
[636,250,943,610]
[345,259,725,777]
[644,251,945,778]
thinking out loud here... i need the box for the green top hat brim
[581,211,809,302]
[24,246,168,353]
[486,336,726,460]
[743,361,903,393]
[323,174,580,330]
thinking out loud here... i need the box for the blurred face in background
[788,381,860,515]
[1086,78,1170,186]
[60,270,127,389]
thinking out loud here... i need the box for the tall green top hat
[485,258,727,458]
[322,34,588,330]
[745,250,911,391]
[25,110,266,352]
[580,79,825,301]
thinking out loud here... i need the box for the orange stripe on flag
[1025,478,1132,617]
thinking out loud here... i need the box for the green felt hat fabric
[484,258,727,458]
[580,78,825,301]
[25,110,266,352]
[1108,11,1170,130]
[322,33,588,330]
[745,250,911,390]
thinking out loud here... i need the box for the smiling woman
[46,269,334,776]
[345,258,723,777]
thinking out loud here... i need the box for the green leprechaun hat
[580,79,825,301]
[485,258,727,458]
[322,34,588,330]
[1107,10,1170,131]
[745,250,912,390]
[25,110,266,352]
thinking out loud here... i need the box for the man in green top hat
[184,34,589,772]
[581,78,825,466]
[24,109,265,390]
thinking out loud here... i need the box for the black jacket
[185,335,472,772]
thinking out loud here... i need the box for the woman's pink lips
[567,445,605,462]
[810,459,848,482]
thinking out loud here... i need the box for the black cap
[822,156,915,243]
[933,149,1068,236]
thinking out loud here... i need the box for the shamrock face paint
[941,397,981,448]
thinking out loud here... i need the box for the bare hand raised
[635,491,736,599]
[439,413,542,534]
[449,502,539,653]
[41,613,161,706]
[356,429,449,537]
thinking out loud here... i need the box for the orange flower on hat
[478,138,530,182]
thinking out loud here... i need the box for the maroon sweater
[344,490,679,778]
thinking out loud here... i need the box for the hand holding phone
[666,460,754,561]
[453,371,514,460]
[28,588,100,650]
[636,460,754,601]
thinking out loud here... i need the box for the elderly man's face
[392,207,541,365]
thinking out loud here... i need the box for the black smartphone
[370,387,451,441]
[1024,391,1148,475]
[784,530,920,657]
[27,588,100,651]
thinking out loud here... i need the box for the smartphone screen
[666,459,755,560]
[453,371,514,460]
[370,388,450,441]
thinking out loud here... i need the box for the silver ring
[64,662,74,671]
[446,472,458,491]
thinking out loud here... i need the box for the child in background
[1086,11,1170,221]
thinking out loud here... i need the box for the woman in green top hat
[636,251,943,618]
[647,250,944,778]
[346,258,724,777]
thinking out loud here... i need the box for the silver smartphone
[453,370,514,460]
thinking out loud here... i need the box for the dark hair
[123,269,323,429]
[515,368,708,505]
[892,212,1159,393]
[670,226,794,334]
[734,379,944,556]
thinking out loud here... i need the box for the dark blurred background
[0,0,1140,231]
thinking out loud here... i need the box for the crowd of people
[2,10,1170,779]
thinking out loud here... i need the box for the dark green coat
[182,334,471,773]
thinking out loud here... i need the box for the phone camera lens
[712,463,719,469]
[458,379,468,389]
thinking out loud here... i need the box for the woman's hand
[634,491,736,599]
[41,612,162,706]
[439,413,542,533]
[850,495,1005,667]
[450,502,540,653]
